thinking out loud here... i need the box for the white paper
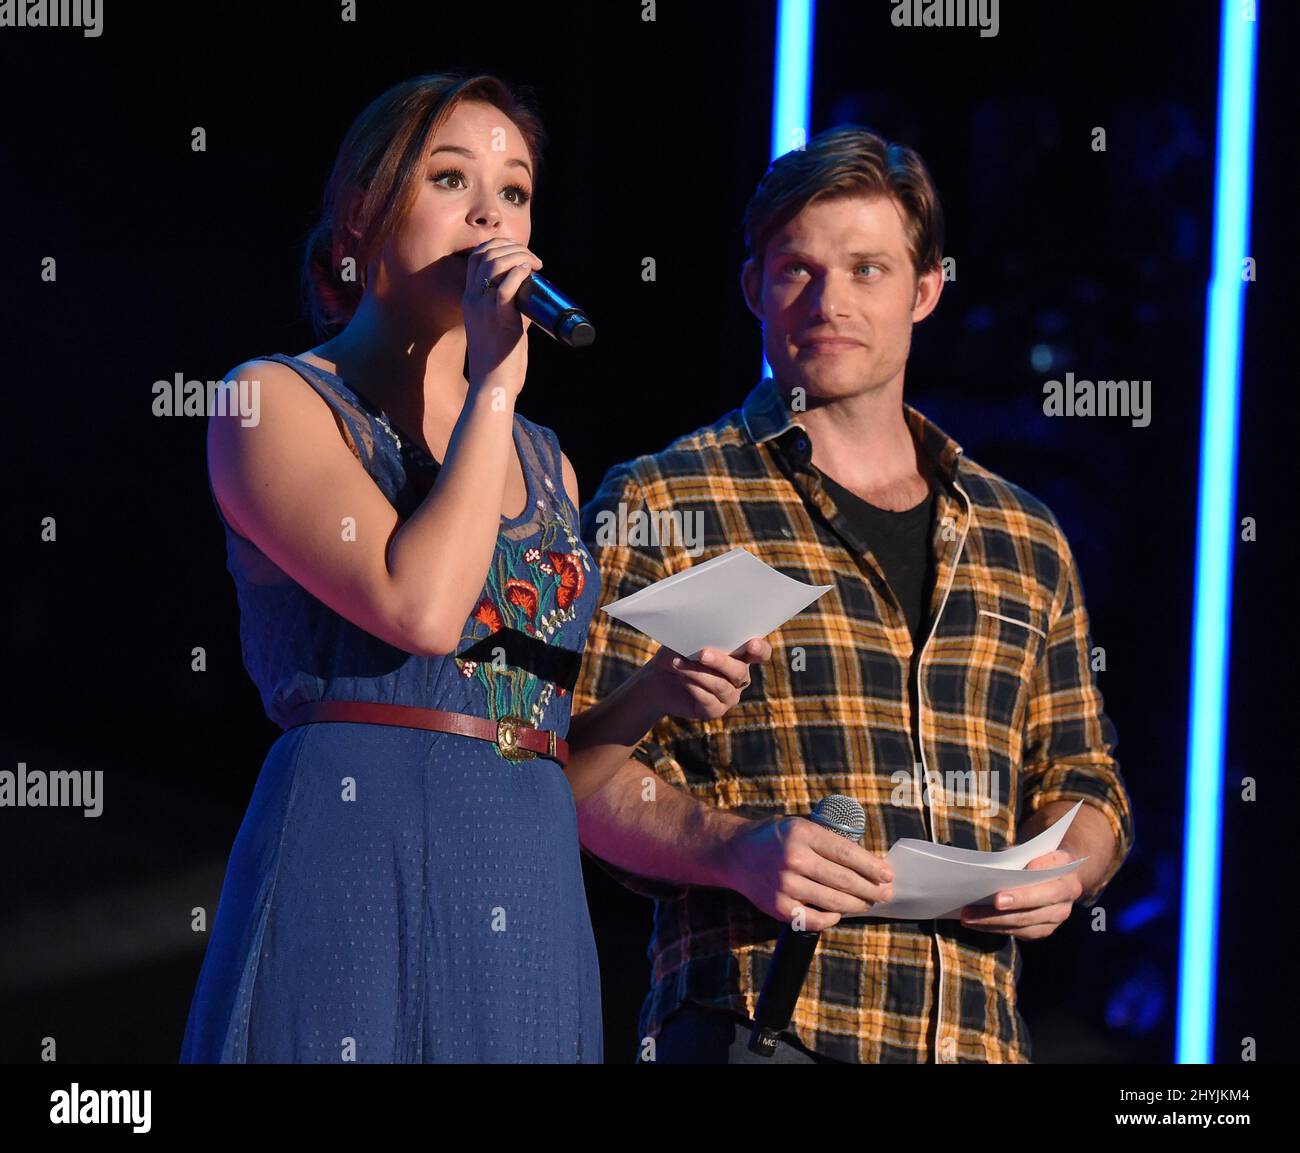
[601,546,833,659]
[844,800,1089,921]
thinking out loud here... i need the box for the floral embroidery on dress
[455,470,593,742]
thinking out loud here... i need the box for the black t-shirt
[814,468,936,651]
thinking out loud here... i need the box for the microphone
[748,794,867,1058]
[514,273,596,348]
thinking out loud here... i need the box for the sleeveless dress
[179,353,604,1063]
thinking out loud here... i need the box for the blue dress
[179,353,604,1063]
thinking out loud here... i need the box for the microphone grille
[810,794,866,841]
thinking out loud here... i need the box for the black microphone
[514,273,596,348]
[748,794,867,1058]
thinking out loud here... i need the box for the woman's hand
[639,637,772,722]
[462,236,543,400]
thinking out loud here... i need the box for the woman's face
[371,99,535,325]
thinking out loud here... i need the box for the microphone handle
[748,925,821,1057]
[514,274,595,348]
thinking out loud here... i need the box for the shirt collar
[739,375,964,485]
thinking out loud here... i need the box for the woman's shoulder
[223,352,351,404]
[513,410,561,467]
[515,411,579,508]
[514,409,557,446]
[210,353,378,469]
[217,353,340,413]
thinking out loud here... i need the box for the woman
[179,72,770,1063]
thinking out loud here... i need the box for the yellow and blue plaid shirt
[571,376,1135,1063]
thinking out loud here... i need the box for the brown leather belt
[280,699,568,767]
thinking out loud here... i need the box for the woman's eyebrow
[428,144,532,181]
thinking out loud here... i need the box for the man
[571,125,1135,1064]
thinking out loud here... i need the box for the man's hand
[958,849,1084,940]
[719,815,895,931]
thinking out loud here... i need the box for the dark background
[0,0,1287,1063]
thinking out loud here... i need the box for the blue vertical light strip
[1177,0,1256,1065]
[771,0,815,162]
[764,0,815,378]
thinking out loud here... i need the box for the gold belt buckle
[496,713,536,761]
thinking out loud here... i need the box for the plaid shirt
[571,375,1135,1063]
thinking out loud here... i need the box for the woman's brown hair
[302,72,547,338]
[741,125,944,281]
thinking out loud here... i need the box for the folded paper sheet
[601,546,833,659]
[846,800,1089,920]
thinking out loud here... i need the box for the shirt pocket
[967,583,1050,744]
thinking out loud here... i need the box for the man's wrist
[1020,800,1115,905]
[695,807,751,890]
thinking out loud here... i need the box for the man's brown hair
[741,125,944,280]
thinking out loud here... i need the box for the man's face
[742,195,942,402]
